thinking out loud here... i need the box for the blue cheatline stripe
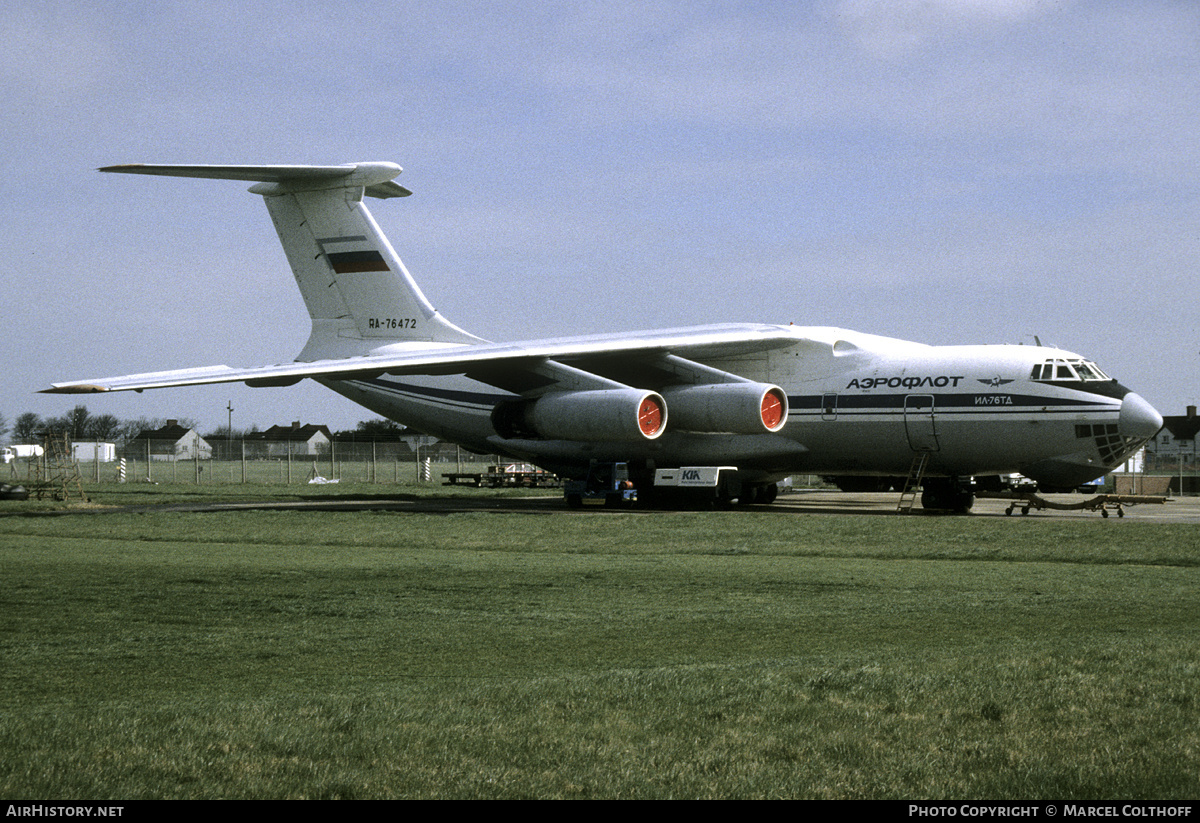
[787,392,1116,416]
[337,379,1120,419]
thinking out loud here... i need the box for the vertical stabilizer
[99,163,484,361]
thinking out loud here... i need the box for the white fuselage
[317,327,1158,488]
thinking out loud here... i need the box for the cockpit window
[1030,358,1111,382]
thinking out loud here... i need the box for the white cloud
[832,0,1067,57]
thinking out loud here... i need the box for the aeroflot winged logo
[978,376,1015,387]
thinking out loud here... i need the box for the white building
[130,420,213,461]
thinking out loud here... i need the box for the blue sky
[3,0,1197,434]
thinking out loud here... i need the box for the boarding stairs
[896,452,930,514]
[28,433,88,502]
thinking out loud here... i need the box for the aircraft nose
[1119,392,1163,441]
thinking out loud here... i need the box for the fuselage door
[904,394,939,452]
[821,392,838,421]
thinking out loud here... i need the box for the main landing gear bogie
[920,477,975,514]
[738,483,779,505]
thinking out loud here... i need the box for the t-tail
[99,163,484,361]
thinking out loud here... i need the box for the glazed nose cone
[1119,392,1163,441]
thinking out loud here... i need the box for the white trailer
[652,466,741,505]
[71,442,117,462]
[654,466,737,488]
[2,445,44,463]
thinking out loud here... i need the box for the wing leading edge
[44,323,806,395]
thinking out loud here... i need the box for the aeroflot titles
[846,376,966,390]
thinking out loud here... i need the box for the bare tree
[117,417,165,446]
[354,418,407,436]
[12,413,42,443]
[83,414,121,441]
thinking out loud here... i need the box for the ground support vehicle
[978,490,1168,518]
[443,465,560,488]
[649,466,744,507]
[564,462,637,508]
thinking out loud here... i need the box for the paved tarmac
[773,490,1199,523]
[58,488,1200,523]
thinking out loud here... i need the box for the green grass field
[1,483,1197,799]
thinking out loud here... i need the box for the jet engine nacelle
[492,389,667,441]
[659,383,788,434]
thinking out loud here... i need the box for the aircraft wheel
[921,482,974,514]
[739,484,778,505]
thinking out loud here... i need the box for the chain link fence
[10,438,1197,494]
[7,438,509,486]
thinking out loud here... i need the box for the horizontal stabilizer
[99,163,412,198]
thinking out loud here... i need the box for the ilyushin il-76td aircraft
[46,162,1164,512]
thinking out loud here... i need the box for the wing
[44,323,804,395]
